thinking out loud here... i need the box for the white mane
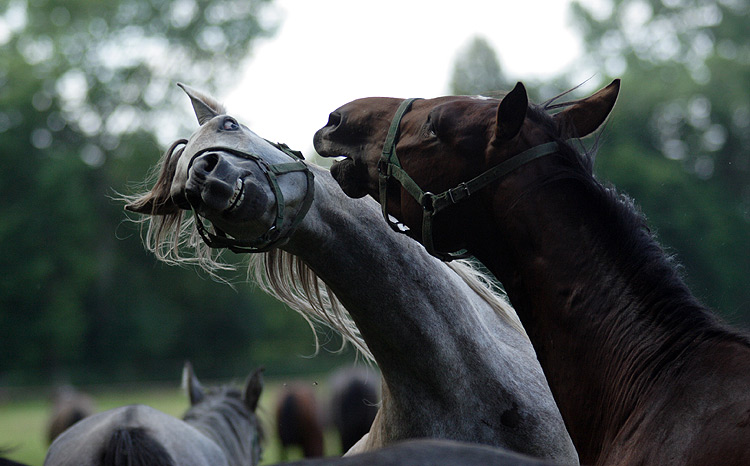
[127,200,528,364]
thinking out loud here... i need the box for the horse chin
[330,159,369,199]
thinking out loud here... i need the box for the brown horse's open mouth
[329,157,370,199]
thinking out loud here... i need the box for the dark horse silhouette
[44,363,264,466]
[314,80,750,465]
[328,367,379,453]
[275,383,325,459]
[46,385,96,443]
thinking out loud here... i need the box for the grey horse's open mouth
[227,178,245,213]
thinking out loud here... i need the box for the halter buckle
[448,182,471,204]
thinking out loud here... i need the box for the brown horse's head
[314,80,620,255]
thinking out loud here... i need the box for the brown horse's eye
[222,117,239,131]
[423,115,437,139]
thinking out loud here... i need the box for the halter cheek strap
[186,141,314,254]
[378,98,561,261]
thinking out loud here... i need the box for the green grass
[0,377,343,465]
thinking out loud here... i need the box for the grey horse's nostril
[194,152,220,175]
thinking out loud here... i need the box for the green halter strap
[378,97,561,261]
[188,142,315,254]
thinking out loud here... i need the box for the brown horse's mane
[527,92,750,357]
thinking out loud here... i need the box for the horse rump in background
[44,363,264,466]
[327,367,379,454]
[46,385,96,444]
[275,383,324,459]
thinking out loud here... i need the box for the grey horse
[44,363,263,466]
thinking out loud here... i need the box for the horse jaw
[330,158,371,199]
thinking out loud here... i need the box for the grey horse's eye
[222,117,239,131]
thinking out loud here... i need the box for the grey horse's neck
[280,166,578,463]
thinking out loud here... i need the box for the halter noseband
[187,141,314,254]
[378,97,561,261]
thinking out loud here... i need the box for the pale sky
[226,0,591,154]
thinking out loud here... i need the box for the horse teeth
[228,178,244,212]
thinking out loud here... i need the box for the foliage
[0,0,351,386]
[450,36,509,96]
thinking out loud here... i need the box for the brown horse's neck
[473,181,734,464]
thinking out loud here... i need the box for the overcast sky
[225,0,593,153]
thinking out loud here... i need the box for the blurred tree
[569,0,750,324]
[571,0,750,201]
[450,36,509,96]
[0,0,347,385]
[446,5,750,325]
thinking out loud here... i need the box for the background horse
[314,80,750,465]
[122,84,578,463]
[327,367,379,453]
[46,385,96,444]
[275,383,325,459]
[44,363,263,466]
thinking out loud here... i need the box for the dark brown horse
[327,367,379,454]
[275,383,325,459]
[314,80,750,465]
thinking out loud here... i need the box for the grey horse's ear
[177,82,226,126]
[243,366,264,412]
[182,361,205,405]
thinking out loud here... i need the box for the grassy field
[0,376,344,465]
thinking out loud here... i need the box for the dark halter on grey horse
[187,141,315,254]
[378,97,561,261]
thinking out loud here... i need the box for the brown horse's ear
[554,79,620,138]
[495,82,529,141]
[182,361,206,406]
[243,366,264,412]
[177,82,226,126]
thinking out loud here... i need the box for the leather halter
[187,141,314,254]
[377,97,561,261]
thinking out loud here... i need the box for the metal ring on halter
[185,143,314,254]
